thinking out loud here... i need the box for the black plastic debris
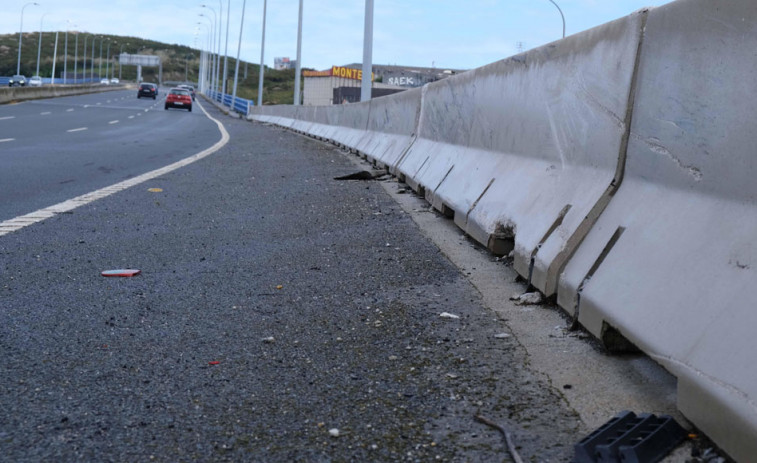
[574,410,686,463]
[333,170,386,181]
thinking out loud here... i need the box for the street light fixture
[547,0,566,39]
[17,2,40,75]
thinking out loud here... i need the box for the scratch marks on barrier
[545,103,567,169]
[577,75,625,131]
[632,133,703,181]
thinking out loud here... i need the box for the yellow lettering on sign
[331,66,373,81]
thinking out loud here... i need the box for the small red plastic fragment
[101,269,141,277]
[208,361,220,365]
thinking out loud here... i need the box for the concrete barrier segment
[556,0,757,459]
[356,87,423,172]
[394,12,645,288]
[0,84,127,105]
[326,101,371,149]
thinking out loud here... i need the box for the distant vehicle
[110,78,120,84]
[177,84,196,101]
[28,76,43,87]
[9,75,26,87]
[137,83,158,99]
[164,88,192,112]
[100,78,110,85]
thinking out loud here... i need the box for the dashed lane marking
[67,127,88,132]
[0,101,227,237]
[0,138,15,143]
[66,108,74,112]
[0,116,15,120]
[41,111,51,115]
[109,120,119,125]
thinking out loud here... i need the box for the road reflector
[147,188,163,192]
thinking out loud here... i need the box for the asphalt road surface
[1,99,585,461]
[0,88,215,222]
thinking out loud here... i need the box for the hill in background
[0,32,299,104]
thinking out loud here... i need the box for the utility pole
[360,0,374,102]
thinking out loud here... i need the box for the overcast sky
[2,0,673,71]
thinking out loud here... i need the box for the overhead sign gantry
[119,53,162,84]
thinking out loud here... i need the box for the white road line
[128,115,135,119]
[0,138,15,143]
[67,127,88,133]
[40,111,52,115]
[0,101,226,238]
[109,120,119,124]
[66,108,74,112]
[0,116,15,120]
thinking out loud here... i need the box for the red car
[165,88,192,112]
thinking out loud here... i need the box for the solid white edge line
[0,101,228,238]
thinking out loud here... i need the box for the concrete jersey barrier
[556,0,757,459]
[245,1,757,457]
[394,13,644,296]
[0,84,127,105]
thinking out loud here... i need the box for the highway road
[0,95,701,461]
[0,88,216,222]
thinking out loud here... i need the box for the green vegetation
[0,32,301,105]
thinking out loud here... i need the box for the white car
[28,76,43,87]
[100,78,110,85]
[110,78,120,84]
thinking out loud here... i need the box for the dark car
[177,84,196,101]
[9,75,27,87]
[164,88,192,112]
[137,83,158,99]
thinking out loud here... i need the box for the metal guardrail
[207,90,254,117]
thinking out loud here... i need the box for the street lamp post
[547,0,566,38]
[231,0,247,110]
[91,36,96,81]
[99,37,105,79]
[360,0,373,102]
[36,13,49,77]
[293,0,303,105]
[17,2,40,75]
[82,34,88,83]
[105,40,112,79]
[257,0,267,107]
[201,5,218,94]
[222,0,230,98]
[119,43,128,80]
[198,15,215,97]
